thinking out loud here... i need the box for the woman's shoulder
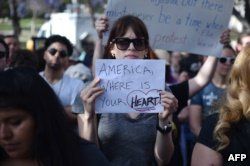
[78,139,110,166]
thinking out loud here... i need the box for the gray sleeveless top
[98,113,158,166]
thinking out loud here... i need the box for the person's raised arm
[77,78,104,146]
[188,56,217,97]
[92,16,109,74]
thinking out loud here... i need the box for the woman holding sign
[79,15,178,166]
[79,14,230,165]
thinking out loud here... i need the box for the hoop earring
[144,54,148,59]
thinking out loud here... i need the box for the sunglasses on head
[47,48,68,58]
[218,57,235,64]
[111,37,147,51]
[0,51,6,59]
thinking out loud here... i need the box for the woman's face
[110,27,148,59]
[0,108,35,159]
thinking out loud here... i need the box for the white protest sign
[104,0,234,57]
[95,59,165,113]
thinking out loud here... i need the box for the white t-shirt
[40,72,85,113]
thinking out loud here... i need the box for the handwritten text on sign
[95,59,165,113]
[104,0,234,57]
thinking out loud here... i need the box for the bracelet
[156,121,173,134]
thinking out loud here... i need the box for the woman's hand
[95,16,109,39]
[81,77,104,117]
[220,29,231,45]
[158,91,178,121]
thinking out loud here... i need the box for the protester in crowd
[80,33,95,69]
[0,67,110,166]
[3,35,20,61]
[0,38,9,71]
[78,15,178,166]
[174,47,234,166]
[40,35,85,123]
[91,15,230,165]
[192,46,250,166]
[235,31,250,53]
[9,49,38,70]
[168,32,230,166]
[179,45,235,166]
[189,45,236,137]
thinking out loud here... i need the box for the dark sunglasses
[218,57,235,65]
[0,51,6,59]
[111,37,147,51]
[47,48,68,58]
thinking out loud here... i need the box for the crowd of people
[0,11,250,166]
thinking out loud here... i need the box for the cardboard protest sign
[104,0,234,57]
[95,59,165,113]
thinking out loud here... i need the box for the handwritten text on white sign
[95,59,165,113]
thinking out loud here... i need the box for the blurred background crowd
[0,1,250,166]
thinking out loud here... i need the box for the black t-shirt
[169,80,189,134]
[197,113,218,149]
[169,80,189,113]
[198,113,250,166]
[169,81,189,143]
